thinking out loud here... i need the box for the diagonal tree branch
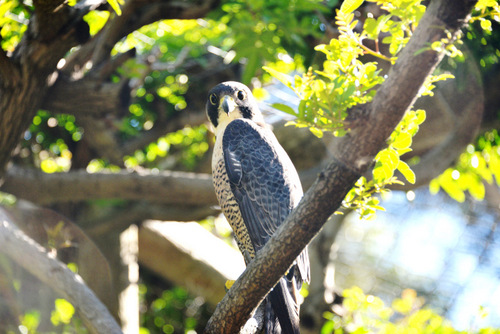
[138,220,245,306]
[204,0,477,332]
[64,0,220,73]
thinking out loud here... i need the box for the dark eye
[209,94,218,105]
[237,90,246,101]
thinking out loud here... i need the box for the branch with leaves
[204,0,477,332]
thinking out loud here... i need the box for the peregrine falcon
[206,81,310,334]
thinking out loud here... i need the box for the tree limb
[1,166,216,205]
[301,212,347,332]
[0,46,21,87]
[138,220,245,306]
[77,116,126,166]
[1,163,321,206]
[66,0,220,72]
[204,0,476,332]
[0,211,122,334]
[81,202,218,237]
[42,75,131,116]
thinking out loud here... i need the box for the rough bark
[42,72,131,117]
[0,0,220,181]
[204,0,477,332]
[0,1,91,178]
[1,166,216,205]
[0,163,322,207]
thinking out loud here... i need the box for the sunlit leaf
[377,148,399,171]
[309,126,324,138]
[263,66,294,89]
[398,160,416,184]
[392,132,412,150]
[51,299,75,325]
[271,103,296,116]
[107,0,123,15]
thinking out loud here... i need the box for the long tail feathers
[266,275,300,334]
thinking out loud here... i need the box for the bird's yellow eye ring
[237,90,246,101]
[209,94,218,105]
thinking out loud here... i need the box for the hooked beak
[220,95,237,114]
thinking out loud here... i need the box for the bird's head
[206,81,264,132]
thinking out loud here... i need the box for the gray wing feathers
[223,119,310,334]
[223,119,299,252]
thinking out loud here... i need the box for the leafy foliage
[265,0,500,218]
[7,299,87,334]
[0,0,29,51]
[216,0,331,84]
[322,287,500,334]
[124,125,210,171]
[265,0,438,137]
[2,0,499,331]
[430,130,500,202]
[470,0,500,35]
[23,111,80,173]
[265,1,435,218]
[425,1,500,203]
[139,284,212,334]
[343,109,425,219]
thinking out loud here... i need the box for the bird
[206,81,310,334]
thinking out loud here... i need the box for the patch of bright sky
[335,189,500,329]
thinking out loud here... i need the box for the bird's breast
[212,125,255,261]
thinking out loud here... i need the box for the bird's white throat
[214,109,244,137]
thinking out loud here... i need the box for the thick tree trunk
[0,1,90,179]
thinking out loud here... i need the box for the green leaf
[414,109,426,125]
[21,311,40,331]
[377,148,399,171]
[468,178,485,200]
[242,51,259,85]
[271,103,296,116]
[84,11,110,36]
[340,0,364,15]
[107,0,123,15]
[429,179,440,194]
[51,299,75,325]
[480,19,492,31]
[392,132,412,150]
[263,66,294,89]
[440,177,466,202]
[364,17,378,38]
[398,160,416,184]
[309,126,324,138]
[373,162,393,183]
